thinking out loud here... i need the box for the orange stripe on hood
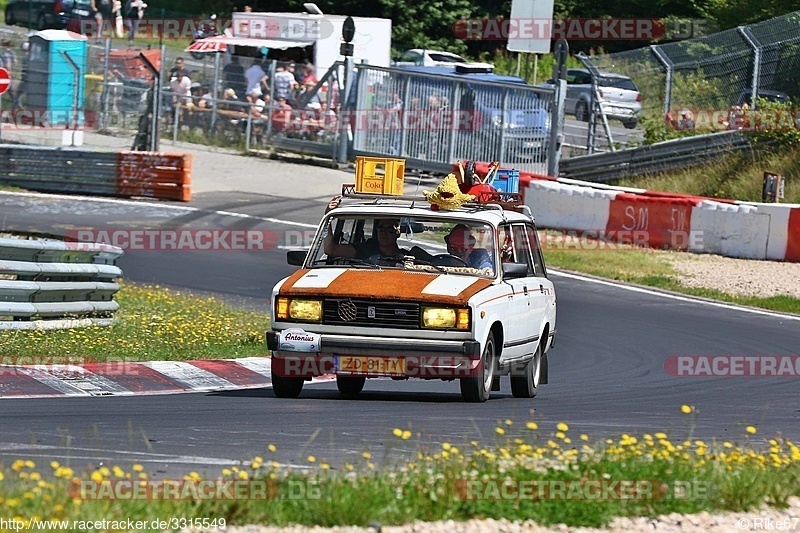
[281,269,493,305]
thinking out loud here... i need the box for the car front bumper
[267,330,482,378]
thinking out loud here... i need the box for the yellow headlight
[288,299,323,322]
[276,297,289,320]
[422,308,456,329]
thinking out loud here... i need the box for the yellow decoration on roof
[423,175,474,210]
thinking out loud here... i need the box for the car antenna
[412,161,425,208]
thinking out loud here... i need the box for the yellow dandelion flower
[132,464,144,472]
[50,461,60,470]
[655,432,667,439]
[746,426,757,435]
[580,434,589,441]
[307,456,316,463]
[29,472,41,481]
[24,460,35,469]
[222,468,231,476]
[362,452,372,459]
[504,419,513,426]
[90,471,103,483]
[442,442,451,451]
[526,422,538,430]
[681,405,692,414]
[393,428,403,437]
[557,422,569,432]
[268,444,277,452]
[401,431,411,440]
[555,431,566,439]
[238,470,248,480]
[495,427,505,435]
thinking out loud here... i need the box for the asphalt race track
[1,191,799,475]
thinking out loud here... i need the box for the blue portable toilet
[26,30,87,126]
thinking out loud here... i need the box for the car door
[497,223,536,362]
[564,69,579,113]
[523,223,554,333]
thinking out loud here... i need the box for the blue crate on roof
[493,169,520,194]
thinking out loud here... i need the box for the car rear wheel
[336,375,366,396]
[460,331,496,402]
[36,12,46,31]
[510,341,542,398]
[622,119,638,129]
[575,101,589,122]
[5,9,15,26]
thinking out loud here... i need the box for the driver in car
[323,218,410,265]
[445,224,494,270]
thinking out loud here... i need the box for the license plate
[75,9,89,15]
[278,328,321,352]
[335,355,405,375]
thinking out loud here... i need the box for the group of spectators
[168,56,339,140]
[89,0,147,43]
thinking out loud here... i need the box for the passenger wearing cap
[445,224,493,270]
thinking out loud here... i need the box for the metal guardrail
[558,131,753,182]
[0,237,123,330]
[0,144,192,201]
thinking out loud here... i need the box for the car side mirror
[502,262,529,279]
[287,250,307,266]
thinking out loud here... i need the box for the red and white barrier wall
[458,162,800,262]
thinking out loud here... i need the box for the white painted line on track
[549,269,800,322]
[0,190,318,228]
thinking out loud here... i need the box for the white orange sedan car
[266,194,556,402]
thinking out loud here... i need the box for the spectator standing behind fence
[244,60,266,97]
[90,0,113,40]
[171,74,192,106]
[273,62,295,100]
[11,42,28,109]
[300,64,317,85]
[169,57,188,80]
[123,0,146,43]
[223,56,247,101]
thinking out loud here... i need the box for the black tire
[622,119,638,130]
[271,372,304,398]
[5,9,15,26]
[336,375,366,396]
[510,341,542,398]
[36,12,46,31]
[190,51,205,60]
[575,101,589,122]
[460,331,496,402]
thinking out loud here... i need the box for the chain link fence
[586,10,800,129]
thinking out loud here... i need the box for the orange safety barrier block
[115,151,192,202]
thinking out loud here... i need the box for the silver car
[544,68,642,129]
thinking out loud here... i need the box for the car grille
[323,299,420,329]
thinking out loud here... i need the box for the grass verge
[0,415,798,528]
[542,235,800,315]
[0,281,268,362]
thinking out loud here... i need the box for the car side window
[525,224,547,278]
[511,224,534,276]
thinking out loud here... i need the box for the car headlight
[422,307,470,330]
[275,297,323,322]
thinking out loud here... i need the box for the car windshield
[309,215,497,278]
[598,76,638,91]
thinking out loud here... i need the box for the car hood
[279,268,493,305]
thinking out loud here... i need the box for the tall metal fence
[351,65,555,174]
[586,11,800,123]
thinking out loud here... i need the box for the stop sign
[0,67,10,95]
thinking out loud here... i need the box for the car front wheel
[270,368,304,398]
[460,331,496,402]
[336,375,366,396]
[575,101,589,122]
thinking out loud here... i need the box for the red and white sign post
[0,67,9,142]
[0,67,10,95]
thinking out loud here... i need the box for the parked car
[541,68,642,129]
[392,49,494,70]
[734,89,790,107]
[4,0,94,32]
[267,188,557,402]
